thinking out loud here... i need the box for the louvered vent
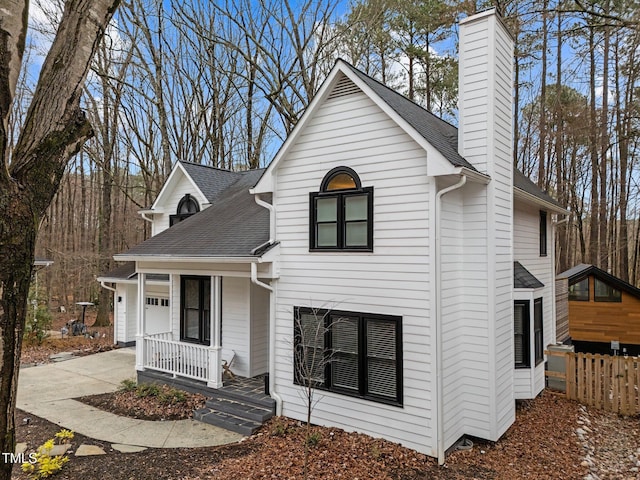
[327,73,361,100]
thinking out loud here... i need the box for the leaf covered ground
[77,384,207,421]
[16,320,638,479]
[11,391,610,480]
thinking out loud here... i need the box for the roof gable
[252,60,472,194]
[151,161,246,212]
[118,169,269,259]
[253,60,563,214]
[557,264,640,299]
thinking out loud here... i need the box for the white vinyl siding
[152,171,208,236]
[250,282,270,377]
[114,284,129,344]
[459,11,514,441]
[126,284,137,343]
[273,82,434,455]
[514,201,556,398]
[221,277,251,378]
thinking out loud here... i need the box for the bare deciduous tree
[0,2,120,476]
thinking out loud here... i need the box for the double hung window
[310,167,373,251]
[514,298,544,367]
[294,307,402,405]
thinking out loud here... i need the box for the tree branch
[0,1,29,183]
[10,0,121,184]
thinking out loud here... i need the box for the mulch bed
[11,392,592,479]
[76,387,207,421]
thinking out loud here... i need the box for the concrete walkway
[17,348,244,448]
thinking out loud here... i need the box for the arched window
[310,167,373,251]
[170,194,200,226]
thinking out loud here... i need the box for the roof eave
[114,254,264,264]
[514,187,568,215]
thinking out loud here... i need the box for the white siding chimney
[458,8,515,441]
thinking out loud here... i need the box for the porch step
[193,384,275,435]
[210,385,276,411]
[193,407,266,436]
[204,397,274,423]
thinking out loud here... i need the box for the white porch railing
[143,333,209,382]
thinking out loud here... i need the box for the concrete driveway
[17,348,243,448]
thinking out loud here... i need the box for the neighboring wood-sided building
[557,263,640,356]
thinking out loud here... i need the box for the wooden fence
[545,350,640,416]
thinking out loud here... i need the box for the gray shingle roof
[513,169,564,210]
[179,161,245,203]
[514,261,544,289]
[98,262,169,282]
[345,64,475,171]
[122,169,269,258]
[341,61,563,211]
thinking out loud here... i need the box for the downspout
[254,194,275,245]
[99,281,117,344]
[551,215,569,345]
[434,174,467,465]
[251,192,283,415]
[251,262,283,415]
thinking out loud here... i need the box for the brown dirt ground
[20,310,117,367]
[15,316,636,479]
[10,391,594,480]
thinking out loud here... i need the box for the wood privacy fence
[545,350,640,416]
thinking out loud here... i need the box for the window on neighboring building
[180,276,210,345]
[534,298,544,366]
[568,277,589,301]
[170,194,200,226]
[539,211,547,256]
[514,300,530,368]
[293,307,402,405]
[594,278,622,302]
[309,167,373,251]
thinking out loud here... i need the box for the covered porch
[132,258,276,389]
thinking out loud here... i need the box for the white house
[99,8,567,462]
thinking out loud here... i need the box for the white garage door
[145,296,170,334]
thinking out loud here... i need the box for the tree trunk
[588,26,599,266]
[0,2,120,477]
[538,0,548,188]
[599,2,610,272]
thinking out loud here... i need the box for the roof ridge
[179,160,244,174]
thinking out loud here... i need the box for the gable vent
[327,73,361,100]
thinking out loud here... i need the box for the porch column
[207,275,223,388]
[135,272,146,371]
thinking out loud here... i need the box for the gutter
[99,281,116,293]
[434,174,467,465]
[513,188,568,215]
[251,194,283,415]
[114,255,261,263]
